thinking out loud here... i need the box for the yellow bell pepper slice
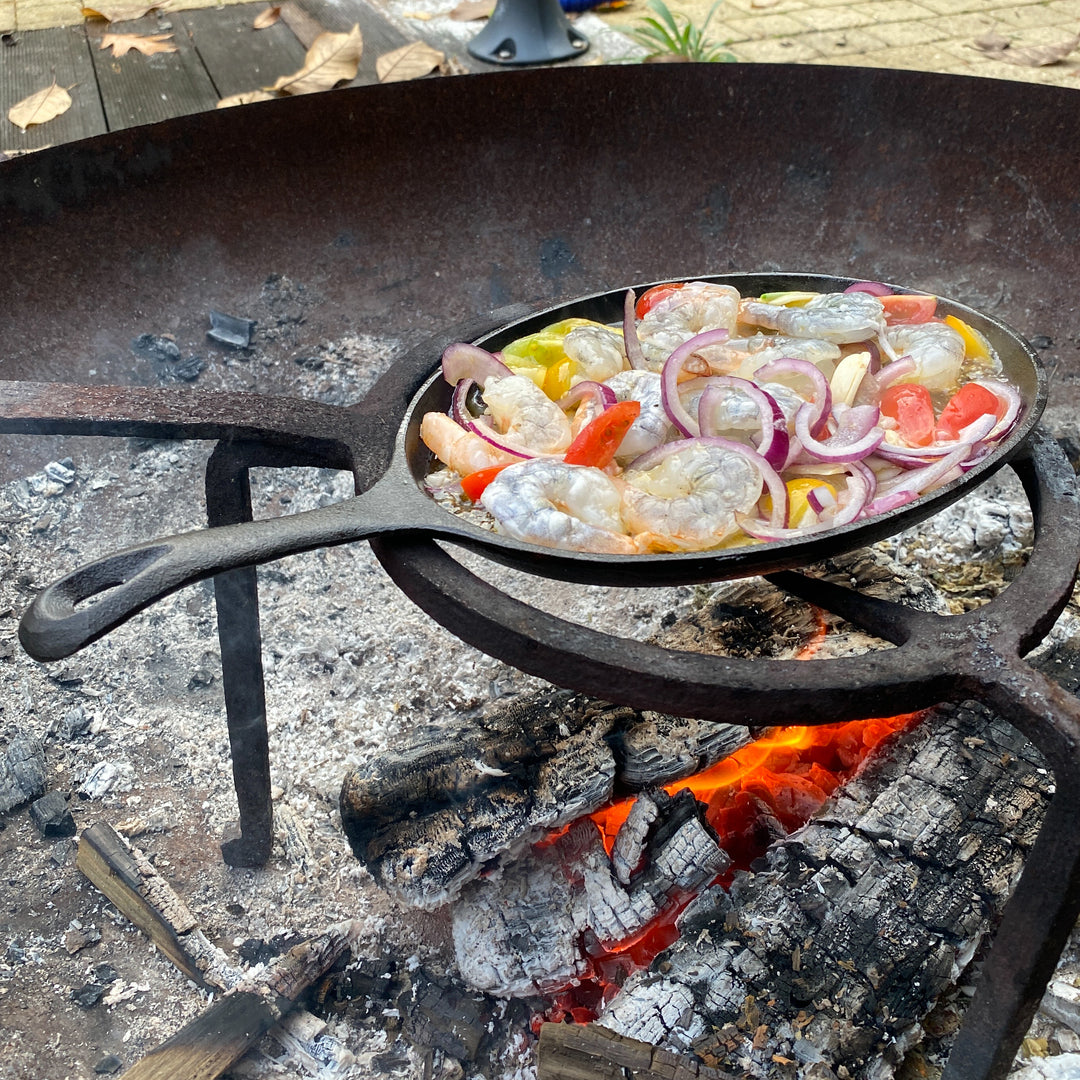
[943,314,992,361]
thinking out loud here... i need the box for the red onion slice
[844,281,893,296]
[463,417,538,460]
[875,356,918,390]
[623,290,649,371]
[754,357,832,439]
[795,402,883,463]
[738,462,872,541]
[975,379,1022,440]
[451,377,477,427]
[558,381,618,412]
[442,342,514,387]
[660,328,730,437]
[696,377,790,469]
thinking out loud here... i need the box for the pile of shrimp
[421,281,1021,556]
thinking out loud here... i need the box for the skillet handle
[20,497,390,662]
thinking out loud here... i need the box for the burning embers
[339,543,1056,1076]
[450,716,914,1013]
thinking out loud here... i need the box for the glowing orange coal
[536,707,921,1029]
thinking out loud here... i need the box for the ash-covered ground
[1,315,1079,1080]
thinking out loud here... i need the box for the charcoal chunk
[0,737,46,813]
[94,1055,122,1075]
[29,790,75,837]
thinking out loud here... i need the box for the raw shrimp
[885,322,966,392]
[621,441,763,552]
[726,334,842,381]
[637,281,741,369]
[421,412,519,475]
[603,369,672,462]
[480,459,635,555]
[563,325,628,385]
[482,374,573,454]
[740,291,886,345]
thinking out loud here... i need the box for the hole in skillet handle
[403,273,1047,589]
[19,545,172,663]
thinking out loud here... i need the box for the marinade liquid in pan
[421,282,1020,556]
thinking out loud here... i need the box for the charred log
[340,690,748,908]
[590,703,1051,1079]
[451,789,729,998]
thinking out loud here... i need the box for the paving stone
[797,25,889,55]
[723,11,809,39]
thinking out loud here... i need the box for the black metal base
[467,0,587,65]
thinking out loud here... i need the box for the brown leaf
[252,5,280,28]
[972,30,1010,52]
[7,81,72,130]
[99,31,177,56]
[750,0,781,7]
[216,89,277,108]
[82,2,155,20]
[999,35,1080,66]
[270,24,363,94]
[448,0,491,19]
[375,40,444,83]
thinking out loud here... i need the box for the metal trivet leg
[205,443,274,867]
[204,439,351,867]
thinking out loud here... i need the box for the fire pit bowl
[3,61,1080,1080]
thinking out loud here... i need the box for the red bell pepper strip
[460,464,510,502]
[881,383,935,447]
[563,400,641,468]
[935,382,1001,441]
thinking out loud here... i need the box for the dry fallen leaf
[751,0,781,7]
[99,31,177,56]
[974,32,1080,66]
[448,0,491,19]
[216,89,277,108]
[252,5,280,28]
[376,40,444,82]
[7,81,72,130]
[972,30,1010,51]
[402,10,433,18]
[271,24,363,94]
[82,2,155,20]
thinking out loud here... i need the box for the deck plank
[177,4,307,100]
[84,13,219,128]
[0,26,106,152]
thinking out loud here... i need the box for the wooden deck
[0,0,634,154]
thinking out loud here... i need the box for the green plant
[629,0,735,62]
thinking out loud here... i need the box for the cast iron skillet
[18,273,1045,660]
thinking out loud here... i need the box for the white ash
[0,342,1072,1080]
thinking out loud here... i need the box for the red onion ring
[738,462,872,540]
[442,342,514,387]
[754,357,832,439]
[558,381,618,413]
[844,281,893,296]
[451,377,477,427]
[462,416,539,460]
[623,290,649,371]
[795,402,883,463]
[975,379,1022,440]
[875,356,918,390]
[696,377,790,469]
[660,328,730,437]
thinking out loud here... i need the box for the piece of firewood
[76,821,239,989]
[121,920,359,1080]
[538,1022,731,1080]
